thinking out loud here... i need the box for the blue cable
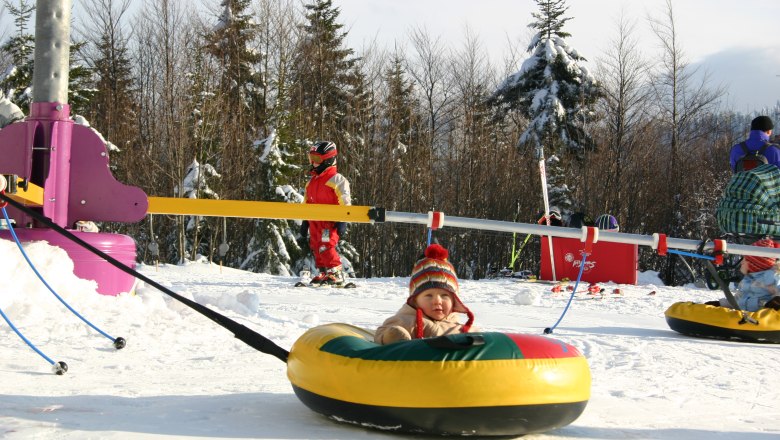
[2,207,117,343]
[0,303,56,365]
[666,249,715,260]
[544,251,589,335]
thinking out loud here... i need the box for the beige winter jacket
[374,304,476,345]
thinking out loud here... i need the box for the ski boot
[587,283,604,295]
[320,266,346,287]
[309,268,328,286]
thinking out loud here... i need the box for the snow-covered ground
[1,238,779,439]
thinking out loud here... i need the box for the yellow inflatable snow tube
[287,323,590,436]
[665,302,780,343]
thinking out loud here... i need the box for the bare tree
[406,27,455,209]
[590,11,653,222]
[648,0,724,234]
[133,0,199,263]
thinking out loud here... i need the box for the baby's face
[415,288,454,321]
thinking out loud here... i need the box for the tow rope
[0,193,290,363]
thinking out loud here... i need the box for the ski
[293,272,356,288]
[294,281,357,289]
[549,278,571,293]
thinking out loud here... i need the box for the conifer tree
[204,0,302,275]
[0,0,35,112]
[67,41,97,115]
[357,53,421,277]
[384,55,418,149]
[79,0,136,146]
[291,0,364,144]
[204,0,263,192]
[490,0,599,155]
[489,0,599,213]
[288,0,364,274]
[206,0,263,113]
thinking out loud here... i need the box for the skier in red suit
[300,141,351,286]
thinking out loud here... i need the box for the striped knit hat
[407,244,474,338]
[744,238,779,273]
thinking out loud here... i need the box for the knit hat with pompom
[407,244,474,338]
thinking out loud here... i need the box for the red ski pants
[308,221,341,269]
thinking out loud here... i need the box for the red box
[540,236,638,284]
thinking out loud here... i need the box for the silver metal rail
[384,210,780,259]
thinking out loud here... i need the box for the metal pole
[31,0,73,227]
[383,210,780,259]
[32,0,71,103]
[538,154,557,280]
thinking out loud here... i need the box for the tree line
[1,0,776,284]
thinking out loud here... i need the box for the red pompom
[424,244,449,260]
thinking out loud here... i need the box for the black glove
[764,297,780,311]
[298,221,309,248]
[335,222,347,236]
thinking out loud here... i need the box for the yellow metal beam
[147,197,374,223]
[1,184,373,222]
[6,178,43,207]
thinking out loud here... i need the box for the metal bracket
[368,207,386,222]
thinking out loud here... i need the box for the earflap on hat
[450,290,475,332]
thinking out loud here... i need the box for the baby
[707,238,780,311]
[374,244,476,344]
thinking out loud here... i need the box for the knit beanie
[408,244,474,338]
[751,116,774,132]
[744,238,778,273]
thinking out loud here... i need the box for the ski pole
[545,251,589,334]
[0,305,68,375]
[2,207,126,350]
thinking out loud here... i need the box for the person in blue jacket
[729,116,779,172]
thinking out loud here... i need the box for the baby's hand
[382,327,411,344]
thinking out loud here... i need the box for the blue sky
[338,0,780,111]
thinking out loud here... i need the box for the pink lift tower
[0,0,148,295]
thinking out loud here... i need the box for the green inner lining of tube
[319,332,523,361]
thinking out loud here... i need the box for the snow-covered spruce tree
[291,0,363,141]
[174,158,222,262]
[0,0,35,113]
[242,130,302,276]
[288,0,364,274]
[204,0,263,198]
[489,0,599,213]
[79,0,138,153]
[205,0,300,275]
[67,41,97,116]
